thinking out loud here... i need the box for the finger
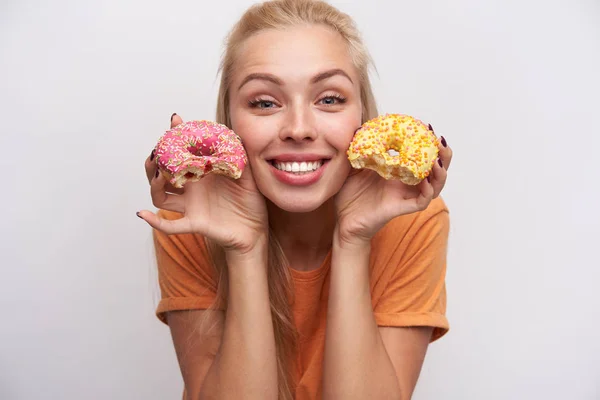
[414,177,435,211]
[348,166,361,177]
[151,171,185,213]
[146,149,184,194]
[237,160,260,191]
[430,157,448,199]
[395,178,433,215]
[164,181,185,195]
[438,136,452,170]
[164,183,185,195]
[171,113,184,129]
[387,177,433,215]
[136,210,193,235]
[144,112,184,185]
[145,148,157,183]
[239,159,253,180]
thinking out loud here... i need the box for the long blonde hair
[207,1,379,398]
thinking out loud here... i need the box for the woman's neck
[267,200,336,272]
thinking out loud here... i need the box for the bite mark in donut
[347,114,439,185]
[154,120,247,188]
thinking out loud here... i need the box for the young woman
[138,0,453,399]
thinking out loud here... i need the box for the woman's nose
[279,104,317,142]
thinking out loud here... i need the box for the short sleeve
[152,209,222,324]
[372,199,450,342]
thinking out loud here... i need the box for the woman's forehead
[232,25,356,85]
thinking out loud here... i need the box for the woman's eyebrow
[238,73,283,90]
[237,68,353,91]
[310,68,353,85]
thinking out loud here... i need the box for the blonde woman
[138,0,453,398]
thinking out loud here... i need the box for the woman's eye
[249,95,346,109]
[258,101,274,108]
[249,99,276,109]
[319,95,346,106]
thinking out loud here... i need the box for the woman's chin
[267,195,328,214]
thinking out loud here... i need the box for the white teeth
[274,160,323,173]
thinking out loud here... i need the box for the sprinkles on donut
[154,120,247,188]
[347,114,440,185]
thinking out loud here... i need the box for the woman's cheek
[233,121,266,160]
[328,124,359,152]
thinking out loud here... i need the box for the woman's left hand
[334,137,453,246]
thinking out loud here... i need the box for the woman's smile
[268,158,331,186]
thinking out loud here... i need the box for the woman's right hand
[137,114,268,255]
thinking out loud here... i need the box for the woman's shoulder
[369,197,450,340]
[152,210,222,322]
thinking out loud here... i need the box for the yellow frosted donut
[347,114,439,185]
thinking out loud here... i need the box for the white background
[1,0,599,398]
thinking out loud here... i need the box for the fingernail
[427,175,431,183]
[155,169,159,178]
[136,211,142,219]
[441,136,447,147]
[150,149,155,161]
[428,123,434,134]
[171,113,177,122]
[438,158,443,168]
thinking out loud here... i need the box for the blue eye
[259,101,274,108]
[249,99,276,109]
[248,95,347,109]
[319,95,347,105]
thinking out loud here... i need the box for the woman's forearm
[199,240,278,400]
[322,232,401,399]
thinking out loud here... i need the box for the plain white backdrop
[1,0,599,398]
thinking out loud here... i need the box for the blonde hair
[206,1,378,398]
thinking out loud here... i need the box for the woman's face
[228,24,363,213]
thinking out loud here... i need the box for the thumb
[136,210,193,235]
[170,113,184,128]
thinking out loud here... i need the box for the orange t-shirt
[153,196,450,399]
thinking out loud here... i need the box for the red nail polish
[136,212,142,219]
[428,123,434,134]
[155,169,159,178]
[150,149,155,161]
[171,113,177,122]
[441,136,447,147]
[427,175,431,183]
[438,158,443,168]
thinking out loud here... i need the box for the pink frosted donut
[154,120,247,188]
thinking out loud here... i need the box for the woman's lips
[268,159,329,186]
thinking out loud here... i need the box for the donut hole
[387,148,400,157]
[184,172,195,179]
